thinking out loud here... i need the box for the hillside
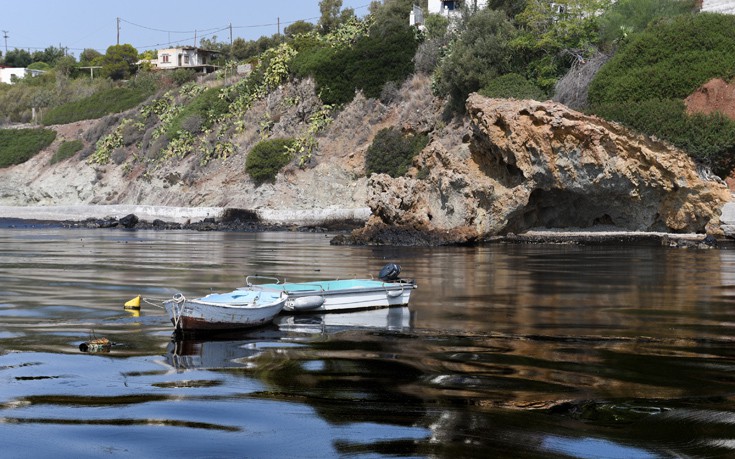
[1,2,733,243]
[0,75,442,224]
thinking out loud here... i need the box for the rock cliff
[346,95,730,245]
[0,81,729,245]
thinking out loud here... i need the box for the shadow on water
[1,228,735,457]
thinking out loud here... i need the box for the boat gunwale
[244,279,417,297]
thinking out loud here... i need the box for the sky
[2,0,373,57]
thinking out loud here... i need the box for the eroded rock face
[351,95,730,245]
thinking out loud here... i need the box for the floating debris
[79,337,112,353]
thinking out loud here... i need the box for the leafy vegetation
[593,99,735,177]
[479,73,546,100]
[598,0,696,45]
[0,128,57,167]
[100,44,139,81]
[589,13,735,104]
[588,13,735,176]
[365,128,428,177]
[50,139,84,164]
[291,14,416,105]
[246,138,296,183]
[41,86,154,125]
[5,0,733,180]
[165,87,229,140]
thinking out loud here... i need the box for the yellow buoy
[124,295,141,309]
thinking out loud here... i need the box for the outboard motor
[378,263,401,281]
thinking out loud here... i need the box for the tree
[284,20,315,38]
[487,0,528,18]
[100,44,139,80]
[513,0,612,90]
[231,38,257,61]
[79,48,103,66]
[55,55,77,77]
[318,0,354,34]
[31,46,65,66]
[433,8,519,108]
[3,48,32,67]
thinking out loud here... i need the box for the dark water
[1,226,734,458]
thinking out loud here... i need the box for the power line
[119,17,224,35]
[4,3,375,55]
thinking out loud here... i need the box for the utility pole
[2,30,8,55]
[277,17,280,39]
[229,23,233,47]
[116,17,120,45]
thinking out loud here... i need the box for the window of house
[184,55,189,64]
[442,1,458,10]
[162,54,170,63]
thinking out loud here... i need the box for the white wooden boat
[163,289,287,333]
[244,263,417,313]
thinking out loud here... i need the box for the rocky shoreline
[0,205,366,234]
[0,205,728,248]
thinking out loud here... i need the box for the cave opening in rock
[505,188,628,233]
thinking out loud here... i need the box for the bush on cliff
[50,139,84,164]
[479,73,545,101]
[246,138,296,184]
[433,8,519,110]
[42,86,154,125]
[291,18,417,105]
[588,13,735,176]
[165,87,229,140]
[589,13,735,105]
[594,98,735,177]
[0,128,57,167]
[366,128,428,178]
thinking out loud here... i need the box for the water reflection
[2,227,735,457]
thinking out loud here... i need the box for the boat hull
[163,292,286,332]
[247,279,417,313]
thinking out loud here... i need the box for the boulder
[349,96,730,244]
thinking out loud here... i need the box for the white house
[0,67,44,85]
[412,0,489,27]
[698,0,735,13]
[155,46,218,73]
[428,0,488,16]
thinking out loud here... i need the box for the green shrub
[42,86,153,125]
[0,128,57,167]
[589,13,735,106]
[166,87,229,140]
[594,98,735,177]
[479,73,546,100]
[50,139,83,164]
[433,8,519,110]
[588,13,735,177]
[365,128,428,178]
[245,138,296,183]
[291,19,417,105]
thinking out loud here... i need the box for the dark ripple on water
[0,228,734,457]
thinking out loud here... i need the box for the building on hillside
[428,0,488,16]
[155,46,218,73]
[697,0,735,13]
[0,67,45,85]
[411,0,489,27]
